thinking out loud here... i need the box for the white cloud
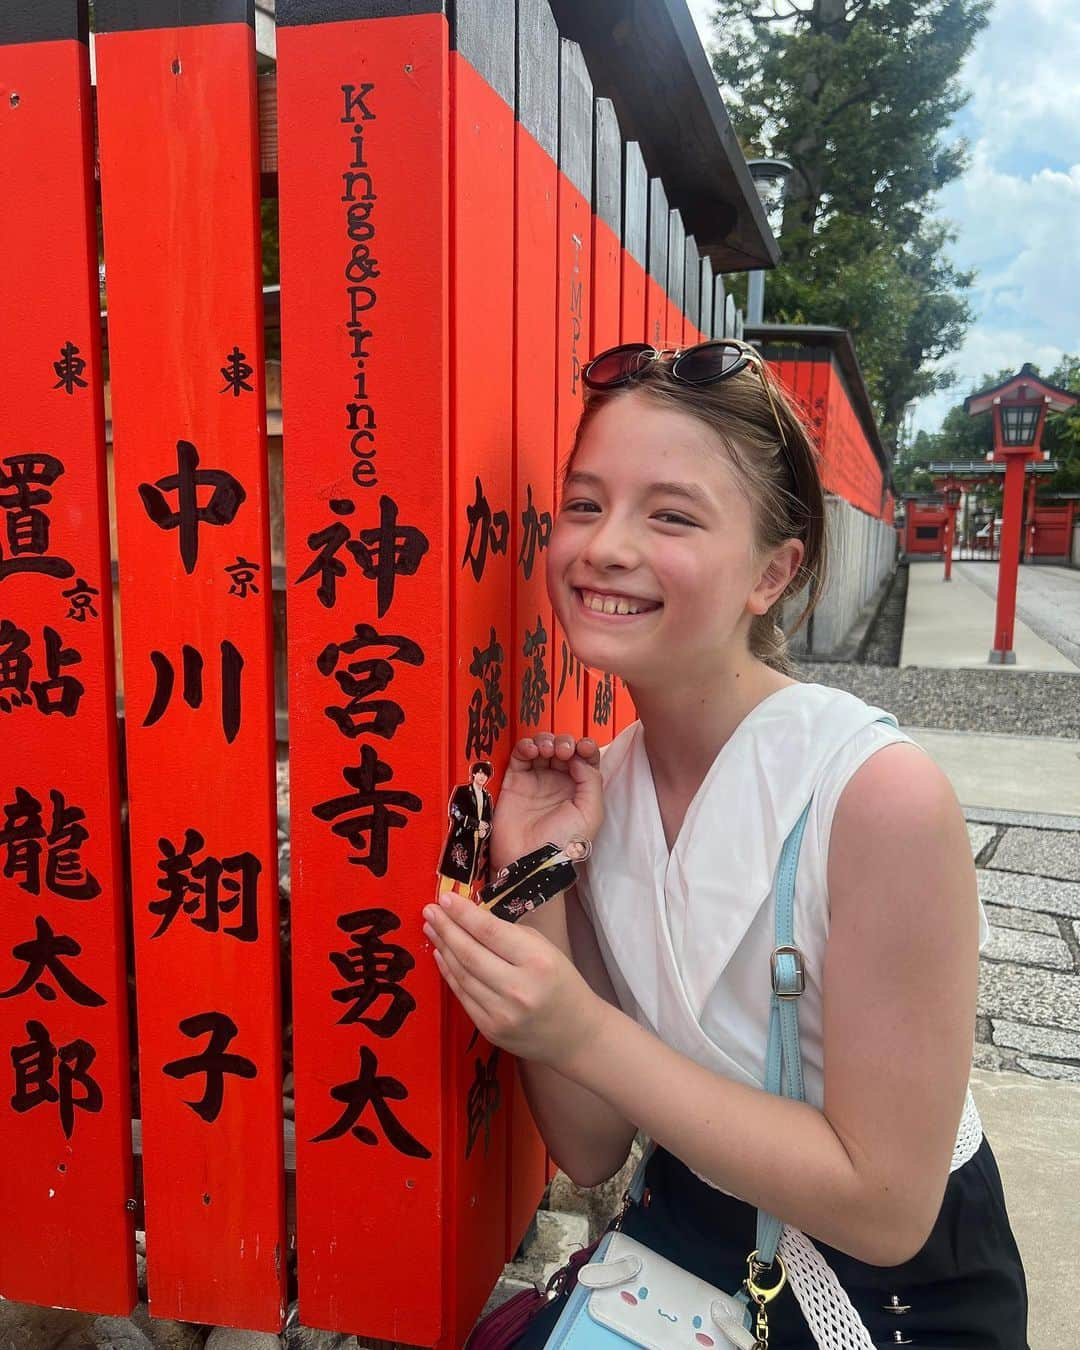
[909,0,1080,434]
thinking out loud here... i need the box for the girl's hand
[489,733,603,872]
[423,891,604,1070]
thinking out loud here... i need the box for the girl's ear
[747,538,804,617]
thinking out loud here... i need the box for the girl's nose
[580,513,638,571]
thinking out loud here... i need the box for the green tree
[709,0,989,448]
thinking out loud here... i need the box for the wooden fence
[0,1,769,1343]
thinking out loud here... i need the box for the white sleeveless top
[578,681,989,1111]
[577,682,988,1349]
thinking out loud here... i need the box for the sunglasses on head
[581,339,792,459]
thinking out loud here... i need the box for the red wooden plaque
[0,4,136,1313]
[664,209,685,350]
[506,0,559,1263]
[583,97,623,746]
[645,178,669,352]
[275,4,450,1341]
[94,2,285,1328]
[552,41,593,740]
[446,5,518,1339]
[611,141,648,738]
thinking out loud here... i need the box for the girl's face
[546,390,772,688]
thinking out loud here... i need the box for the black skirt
[512,1137,1028,1349]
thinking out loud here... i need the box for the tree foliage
[709,0,990,448]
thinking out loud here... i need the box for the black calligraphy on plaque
[0,916,105,1007]
[219,346,254,397]
[592,671,613,728]
[143,640,244,745]
[557,639,581,702]
[10,1020,102,1140]
[465,1046,502,1160]
[517,484,552,582]
[149,829,260,943]
[466,627,507,759]
[461,476,509,583]
[0,454,75,582]
[52,341,88,395]
[295,496,428,615]
[312,744,421,878]
[163,1011,257,1123]
[341,81,380,489]
[0,622,84,717]
[1,786,101,900]
[317,622,423,740]
[329,908,416,1035]
[314,1043,431,1158]
[520,617,549,728]
[225,556,260,598]
[61,577,100,623]
[569,232,584,397]
[138,440,246,576]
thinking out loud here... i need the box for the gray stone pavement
[967,810,1080,1080]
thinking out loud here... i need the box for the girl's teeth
[583,591,647,615]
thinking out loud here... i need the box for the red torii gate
[963,364,1078,663]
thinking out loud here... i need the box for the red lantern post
[964,365,1077,663]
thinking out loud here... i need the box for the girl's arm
[513,885,638,1185]
[425,742,978,1266]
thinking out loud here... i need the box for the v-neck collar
[635,683,803,866]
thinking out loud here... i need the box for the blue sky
[687,0,1080,438]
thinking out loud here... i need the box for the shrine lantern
[964,365,1077,662]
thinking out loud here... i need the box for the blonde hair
[568,354,827,675]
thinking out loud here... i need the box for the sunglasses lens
[672,342,746,385]
[583,345,653,388]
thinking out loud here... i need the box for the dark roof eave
[547,0,778,272]
[744,323,892,492]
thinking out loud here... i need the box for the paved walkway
[900,561,1078,671]
[955,561,1080,668]
[962,805,1080,1350]
[905,726,1080,815]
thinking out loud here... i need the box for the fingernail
[438,893,453,909]
[422,922,436,941]
[422,904,435,921]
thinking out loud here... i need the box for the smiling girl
[422,342,1027,1349]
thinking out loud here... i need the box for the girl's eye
[563,499,601,514]
[653,511,697,527]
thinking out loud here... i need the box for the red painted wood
[552,183,591,737]
[613,252,646,737]
[645,275,668,353]
[94,18,285,1328]
[446,48,517,1347]
[583,212,622,746]
[993,454,1028,657]
[275,14,449,1342]
[506,118,559,1263]
[620,250,648,348]
[0,28,136,1314]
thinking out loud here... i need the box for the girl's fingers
[576,736,601,769]
[424,903,514,992]
[430,942,498,1019]
[432,948,494,1030]
[434,891,534,965]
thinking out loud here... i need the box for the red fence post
[0,2,136,1312]
[94,0,287,1327]
[275,2,451,1340]
[507,0,560,1262]
[552,41,592,739]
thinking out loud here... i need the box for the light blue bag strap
[753,795,813,1268]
